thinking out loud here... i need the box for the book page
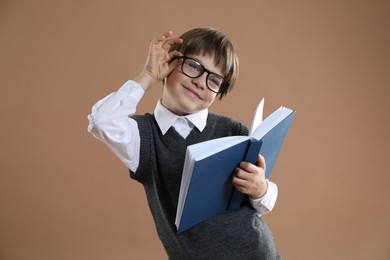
[175,135,249,228]
[250,98,264,136]
[252,106,293,140]
[188,135,249,161]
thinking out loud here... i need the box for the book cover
[175,99,295,233]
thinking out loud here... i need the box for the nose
[191,72,207,90]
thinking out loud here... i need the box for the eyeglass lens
[181,58,224,93]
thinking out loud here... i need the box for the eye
[187,60,201,71]
[209,75,223,86]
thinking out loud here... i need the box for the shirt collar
[154,99,208,135]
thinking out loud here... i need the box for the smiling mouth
[183,86,202,99]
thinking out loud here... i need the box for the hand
[232,154,268,199]
[135,31,183,91]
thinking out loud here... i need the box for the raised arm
[87,31,183,171]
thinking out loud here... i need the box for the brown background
[1,0,389,259]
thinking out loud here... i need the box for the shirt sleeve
[87,80,144,172]
[249,180,278,216]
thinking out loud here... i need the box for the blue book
[175,99,296,233]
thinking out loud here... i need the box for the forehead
[187,54,223,75]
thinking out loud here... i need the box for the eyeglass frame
[175,56,230,94]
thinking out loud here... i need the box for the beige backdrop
[1,0,389,259]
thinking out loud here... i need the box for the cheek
[204,92,217,105]
[166,68,185,85]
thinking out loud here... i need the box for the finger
[152,31,173,46]
[162,31,173,37]
[232,182,246,194]
[238,161,258,174]
[168,50,183,61]
[256,154,266,171]
[167,56,183,73]
[232,174,249,188]
[234,167,252,180]
[158,31,173,41]
[162,37,183,51]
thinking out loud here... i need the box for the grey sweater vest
[130,113,280,260]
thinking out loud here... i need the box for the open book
[175,98,296,233]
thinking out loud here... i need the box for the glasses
[178,56,230,93]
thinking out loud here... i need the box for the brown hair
[170,28,239,99]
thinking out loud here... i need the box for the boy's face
[162,54,220,116]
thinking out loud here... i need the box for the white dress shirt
[88,80,278,216]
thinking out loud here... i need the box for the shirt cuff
[249,180,278,216]
[87,80,145,132]
[119,80,145,99]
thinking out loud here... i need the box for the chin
[175,99,198,114]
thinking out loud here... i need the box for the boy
[88,28,280,259]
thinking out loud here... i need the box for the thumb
[168,51,183,67]
[256,154,266,171]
